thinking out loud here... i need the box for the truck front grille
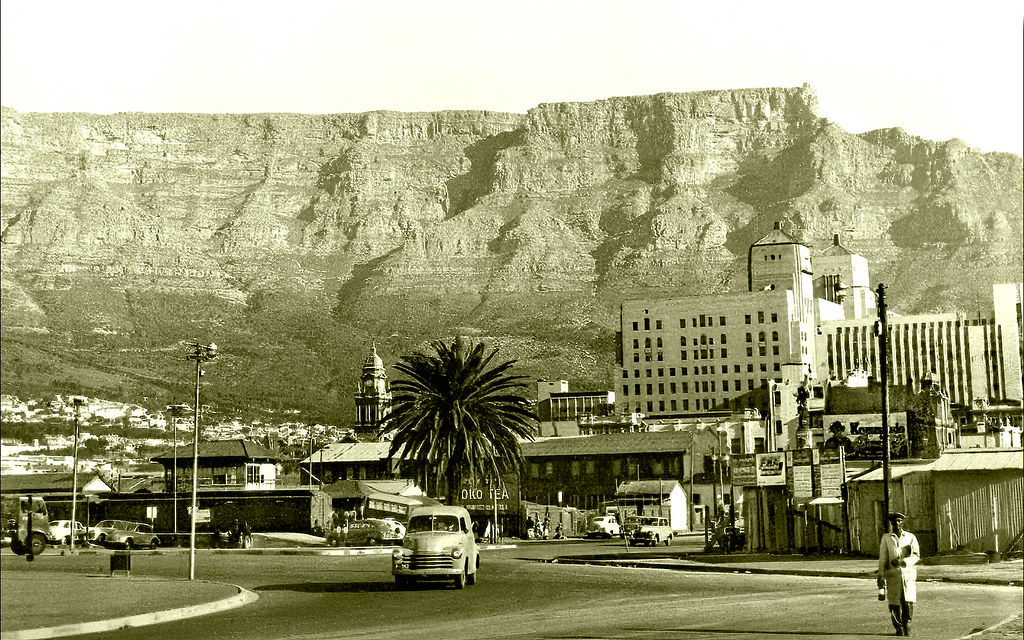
[410,552,454,570]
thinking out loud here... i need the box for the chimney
[833,233,841,246]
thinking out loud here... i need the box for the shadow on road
[255,581,393,593]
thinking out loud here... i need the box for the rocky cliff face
[1,86,1020,420]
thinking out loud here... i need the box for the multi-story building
[619,224,815,433]
[620,224,1022,451]
[535,379,616,437]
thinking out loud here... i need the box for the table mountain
[2,85,1020,421]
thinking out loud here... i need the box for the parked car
[49,520,88,545]
[586,514,621,538]
[623,515,673,546]
[392,505,478,589]
[345,519,401,546]
[89,520,160,549]
[5,496,53,555]
[380,517,406,540]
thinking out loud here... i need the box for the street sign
[731,454,758,486]
[189,507,211,523]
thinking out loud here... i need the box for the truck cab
[6,496,54,555]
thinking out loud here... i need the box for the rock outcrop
[1,86,1020,419]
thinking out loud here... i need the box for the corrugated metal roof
[849,461,934,482]
[151,439,277,462]
[301,442,393,465]
[929,448,1023,472]
[522,432,695,457]
[616,480,682,496]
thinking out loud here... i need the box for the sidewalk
[1,542,1020,639]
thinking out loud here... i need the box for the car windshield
[95,520,115,528]
[408,514,461,533]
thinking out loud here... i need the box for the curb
[551,557,1024,587]
[3,582,258,640]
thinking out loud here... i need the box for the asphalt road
[19,542,1024,640]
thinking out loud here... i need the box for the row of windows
[629,397,732,412]
[622,373,777,397]
[632,345,783,363]
[629,311,782,333]
[624,361,785,379]
[528,457,682,478]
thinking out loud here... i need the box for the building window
[657,352,663,361]
[681,350,687,360]
[658,383,665,394]
[734,364,740,373]
[670,399,677,411]
[658,368,664,377]
[659,400,665,411]
[774,363,781,371]
[633,353,640,362]
[646,384,653,395]
[702,381,709,392]
[656,320,663,330]
[771,312,778,323]
[721,348,728,358]
[772,330,779,341]
[748,379,755,390]
[680,319,686,328]
[632,322,638,331]
[634,384,640,395]
[245,464,263,486]
[700,314,706,327]
[745,314,751,324]
[670,382,677,393]
[720,333,727,344]
[530,463,540,478]
[720,365,728,374]
[746,347,753,357]
[760,363,767,372]
[773,345,779,356]
[622,370,629,378]
[646,401,653,412]
[622,385,629,396]
[669,368,675,376]
[646,369,652,377]
[746,332,752,342]
[571,461,581,477]
[723,380,729,391]
[720,316,726,326]
[586,460,596,475]
[710,381,716,392]
[680,367,688,376]
[633,338,639,349]
[633,369,640,377]
[680,336,686,346]
[759,346,767,357]
[735,379,741,390]
[545,462,554,476]
[683,400,689,411]
[681,382,689,393]
[747,363,754,372]
[758,311,765,323]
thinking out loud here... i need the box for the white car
[586,515,621,538]
[623,515,673,546]
[392,505,478,589]
[49,520,88,545]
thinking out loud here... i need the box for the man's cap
[888,511,907,521]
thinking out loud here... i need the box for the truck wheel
[665,535,672,546]
[31,533,47,555]
[454,567,466,589]
[10,537,25,555]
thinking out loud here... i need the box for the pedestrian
[878,512,920,636]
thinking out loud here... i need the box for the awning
[808,497,844,505]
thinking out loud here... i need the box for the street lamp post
[69,397,85,554]
[185,342,217,581]
[876,283,891,525]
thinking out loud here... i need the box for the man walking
[878,512,920,636]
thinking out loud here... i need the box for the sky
[2,0,1022,155]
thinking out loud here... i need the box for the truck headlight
[449,548,463,559]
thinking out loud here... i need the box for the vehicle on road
[345,518,402,546]
[49,520,88,546]
[623,515,673,546]
[586,514,620,538]
[4,496,54,555]
[392,505,478,589]
[89,520,160,549]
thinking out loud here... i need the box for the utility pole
[69,397,84,554]
[876,284,891,525]
[186,342,217,581]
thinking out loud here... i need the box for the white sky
[2,0,1021,155]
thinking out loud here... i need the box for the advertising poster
[755,452,786,486]
[731,454,758,486]
[818,448,845,498]
[790,449,814,498]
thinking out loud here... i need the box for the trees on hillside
[378,338,537,502]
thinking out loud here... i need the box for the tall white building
[620,224,1023,446]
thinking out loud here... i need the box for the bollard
[110,549,131,576]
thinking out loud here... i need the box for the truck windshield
[408,515,460,533]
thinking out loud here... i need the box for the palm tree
[378,337,537,502]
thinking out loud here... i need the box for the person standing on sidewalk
[878,512,920,636]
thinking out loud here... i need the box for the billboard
[755,452,786,486]
[457,473,520,514]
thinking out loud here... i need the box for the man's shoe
[903,623,911,636]
[895,627,904,636]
